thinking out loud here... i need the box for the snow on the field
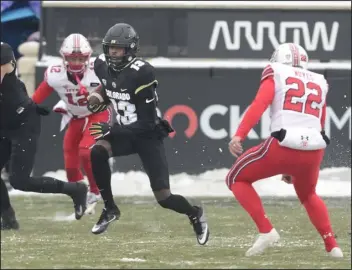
[9,167,351,197]
[119,258,146,263]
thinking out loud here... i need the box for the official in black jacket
[0,42,88,230]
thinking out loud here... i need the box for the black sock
[158,194,198,216]
[91,145,116,209]
[1,178,11,212]
[30,177,65,193]
[10,176,65,194]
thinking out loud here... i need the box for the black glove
[89,122,112,140]
[35,104,51,116]
[156,119,174,138]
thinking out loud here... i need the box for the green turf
[1,196,351,269]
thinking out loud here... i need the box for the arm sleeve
[134,64,159,123]
[32,80,54,104]
[135,85,158,122]
[320,102,327,130]
[234,77,275,140]
[320,81,329,130]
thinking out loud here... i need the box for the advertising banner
[41,6,350,60]
[187,10,351,61]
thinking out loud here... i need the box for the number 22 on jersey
[283,77,323,118]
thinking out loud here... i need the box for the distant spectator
[27,31,40,42]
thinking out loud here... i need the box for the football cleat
[85,192,102,215]
[189,206,210,245]
[1,206,19,230]
[328,247,343,258]
[92,207,120,235]
[70,183,88,220]
[245,228,280,256]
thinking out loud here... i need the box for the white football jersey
[262,63,328,132]
[45,59,101,117]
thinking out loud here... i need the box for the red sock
[79,148,100,195]
[231,182,273,233]
[302,193,338,252]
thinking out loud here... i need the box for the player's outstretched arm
[234,76,275,141]
[32,80,54,104]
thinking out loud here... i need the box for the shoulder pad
[133,60,158,94]
[94,54,106,69]
[261,64,274,82]
[45,63,65,85]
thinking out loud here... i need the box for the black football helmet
[102,23,140,71]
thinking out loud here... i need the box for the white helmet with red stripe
[270,43,309,69]
[59,33,92,75]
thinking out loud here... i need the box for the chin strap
[74,74,88,95]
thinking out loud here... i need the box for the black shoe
[92,207,120,235]
[1,206,19,230]
[70,183,88,220]
[188,206,210,245]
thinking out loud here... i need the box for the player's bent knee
[297,190,316,204]
[66,168,84,182]
[94,140,112,156]
[91,144,110,161]
[157,194,174,209]
[153,189,171,202]
[8,175,28,191]
[78,147,90,160]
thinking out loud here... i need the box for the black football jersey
[94,54,160,129]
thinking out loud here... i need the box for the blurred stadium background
[1,1,351,269]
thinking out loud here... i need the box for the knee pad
[91,145,109,162]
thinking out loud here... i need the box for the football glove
[87,103,108,114]
[156,119,174,138]
[89,122,111,140]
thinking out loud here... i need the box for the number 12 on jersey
[65,92,89,106]
[283,77,323,118]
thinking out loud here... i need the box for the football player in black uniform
[87,23,210,245]
[0,42,88,230]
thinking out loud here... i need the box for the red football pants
[226,137,338,251]
[226,137,324,202]
[63,110,111,194]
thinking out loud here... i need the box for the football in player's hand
[87,91,104,106]
[87,88,109,113]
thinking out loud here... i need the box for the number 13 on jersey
[283,77,324,118]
